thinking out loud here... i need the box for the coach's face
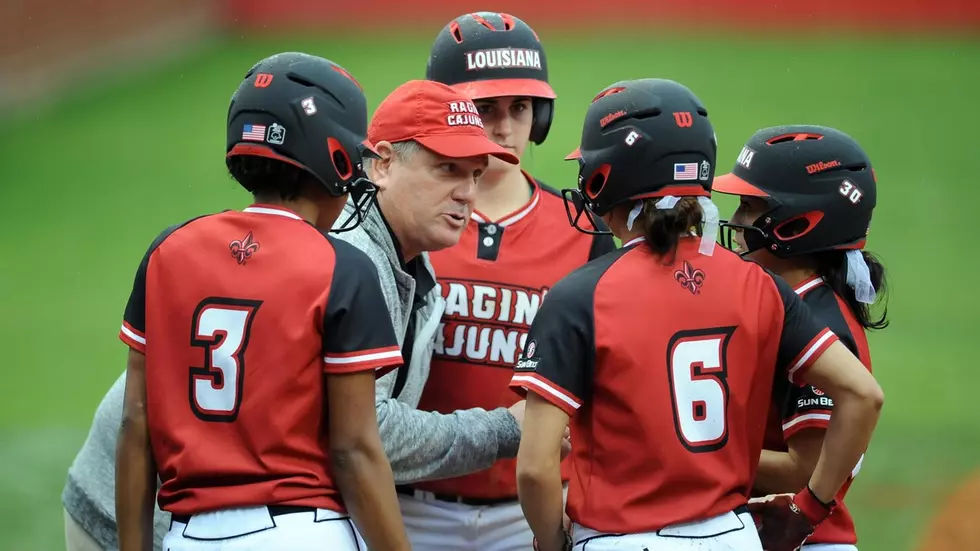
[372,141,485,259]
[476,96,533,171]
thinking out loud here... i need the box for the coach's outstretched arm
[375,373,523,484]
[115,349,156,551]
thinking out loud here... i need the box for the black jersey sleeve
[508,276,595,416]
[770,273,840,385]
[780,286,861,438]
[118,222,190,353]
[322,238,403,376]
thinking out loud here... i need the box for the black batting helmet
[713,125,877,257]
[426,12,556,144]
[563,78,717,235]
[226,52,378,231]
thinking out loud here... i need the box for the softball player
[397,12,615,551]
[114,52,410,551]
[508,79,885,551]
[713,125,889,551]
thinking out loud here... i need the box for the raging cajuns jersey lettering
[434,279,549,368]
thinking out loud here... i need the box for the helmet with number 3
[712,125,878,257]
[562,78,717,235]
[225,52,379,232]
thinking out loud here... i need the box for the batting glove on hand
[747,486,835,551]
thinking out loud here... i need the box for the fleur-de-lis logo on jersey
[229,232,260,265]
[674,261,705,295]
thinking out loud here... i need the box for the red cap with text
[368,80,520,164]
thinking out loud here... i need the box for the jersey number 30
[190,298,263,422]
[667,328,735,453]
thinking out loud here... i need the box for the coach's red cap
[368,80,520,165]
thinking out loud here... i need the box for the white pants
[572,509,760,550]
[162,506,365,551]
[399,492,532,551]
[803,545,858,551]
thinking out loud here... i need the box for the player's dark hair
[814,250,890,330]
[226,156,312,201]
[640,196,703,263]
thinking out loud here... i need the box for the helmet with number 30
[712,125,878,257]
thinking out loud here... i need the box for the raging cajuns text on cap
[447,100,485,128]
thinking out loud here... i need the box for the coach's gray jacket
[330,199,521,484]
[61,200,520,550]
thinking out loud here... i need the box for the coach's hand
[748,487,834,551]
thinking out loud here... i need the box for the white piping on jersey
[782,412,831,432]
[623,236,645,248]
[323,349,402,365]
[470,190,541,227]
[243,206,302,220]
[794,276,824,296]
[120,324,146,345]
[787,329,834,382]
[511,374,581,410]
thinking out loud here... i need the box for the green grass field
[1,30,977,550]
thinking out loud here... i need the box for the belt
[396,485,516,507]
[171,504,316,525]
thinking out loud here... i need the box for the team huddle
[61,11,888,551]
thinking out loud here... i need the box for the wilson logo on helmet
[465,48,542,71]
[673,112,693,127]
[805,160,841,174]
[254,73,273,88]
[600,110,627,128]
[446,100,484,128]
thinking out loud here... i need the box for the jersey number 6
[666,328,735,453]
[190,297,263,422]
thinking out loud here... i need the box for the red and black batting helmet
[425,12,556,145]
[713,125,877,257]
[225,52,378,231]
[563,78,717,235]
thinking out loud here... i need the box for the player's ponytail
[641,196,703,263]
[815,249,890,330]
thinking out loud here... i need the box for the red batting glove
[748,486,835,551]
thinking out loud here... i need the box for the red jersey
[118,205,402,516]
[509,238,839,534]
[415,176,616,500]
[761,275,872,545]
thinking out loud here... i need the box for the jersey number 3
[190,298,263,422]
[667,328,735,453]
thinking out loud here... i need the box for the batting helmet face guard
[563,78,718,236]
[226,52,379,232]
[712,125,877,257]
[426,12,556,145]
